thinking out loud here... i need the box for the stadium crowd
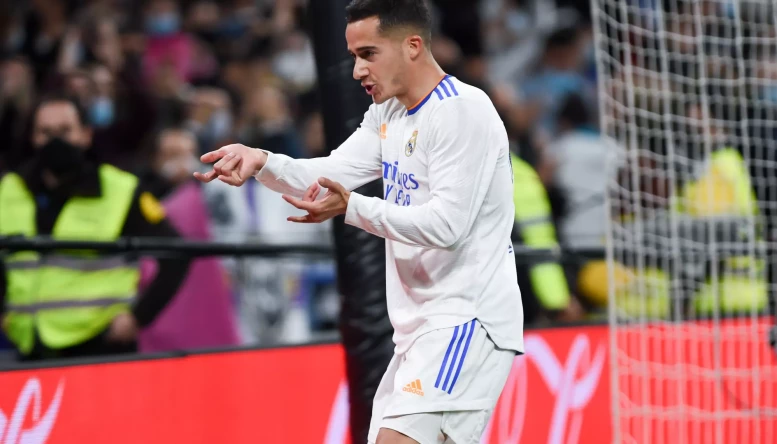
[8,0,768,361]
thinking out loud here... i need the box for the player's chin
[372,93,390,105]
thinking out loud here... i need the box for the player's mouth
[363,84,376,95]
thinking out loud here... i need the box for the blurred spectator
[22,0,70,88]
[139,126,200,199]
[302,111,326,158]
[546,94,623,316]
[548,93,623,250]
[430,0,486,84]
[138,127,241,352]
[521,22,593,137]
[0,96,191,361]
[510,151,584,325]
[184,86,236,155]
[488,81,544,172]
[142,0,194,87]
[237,84,304,159]
[50,9,158,170]
[271,30,316,94]
[481,0,543,84]
[0,56,35,170]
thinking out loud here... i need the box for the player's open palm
[283,178,350,223]
[194,143,268,187]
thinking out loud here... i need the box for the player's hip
[379,319,517,417]
[389,310,478,355]
[388,298,524,355]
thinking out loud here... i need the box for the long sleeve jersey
[255,75,524,354]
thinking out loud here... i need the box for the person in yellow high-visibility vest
[677,147,768,315]
[510,152,584,323]
[611,102,768,319]
[0,95,191,361]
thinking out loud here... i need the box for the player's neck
[398,61,447,111]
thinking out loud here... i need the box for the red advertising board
[0,325,611,444]
[0,320,773,444]
[0,345,347,444]
[614,319,777,444]
[482,325,610,444]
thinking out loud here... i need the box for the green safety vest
[0,164,141,354]
[510,153,570,310]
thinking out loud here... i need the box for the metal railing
[0,235,605,263]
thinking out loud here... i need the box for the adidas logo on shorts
[402,379,424,396]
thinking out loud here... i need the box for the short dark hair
[545,26,580,52]
[32,94,89,127]
[557,93,592,128]
[345,0,433,45]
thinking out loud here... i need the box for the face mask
[272,50,317,90]
[89,96,115,128]
[160,156,200,182]
[505,10,529,35]
[145,12,181,37]
[207,109,233,142]
[38,137,86,177]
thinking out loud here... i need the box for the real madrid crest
[405,130,418,157]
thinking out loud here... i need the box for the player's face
[346,17,407,104]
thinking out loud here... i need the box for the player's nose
[352,59,368,80]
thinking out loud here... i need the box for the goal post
[591,0,777,442]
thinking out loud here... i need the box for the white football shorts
[367,319,516,444]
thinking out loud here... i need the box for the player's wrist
[252,149,269,177]
[342,190,351,214]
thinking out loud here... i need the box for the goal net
[592,0,777,442]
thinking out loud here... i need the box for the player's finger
[303,182,321,202]
[287,215,316,223]
[282,194,316,211]
[200,148,228,164]
[218,175,243,186]
[318,177,341,191]
[193,170,217,183]
[216,154,241,177]
[213,152,239,174]
[201,143,247,164]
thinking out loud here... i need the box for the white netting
[592,0,777,442]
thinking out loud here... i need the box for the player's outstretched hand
[194,143,268,186]
[283,178,350,223]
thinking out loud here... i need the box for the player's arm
[195,107,382,198]
[255,115,382,197]
[344,101,501,249]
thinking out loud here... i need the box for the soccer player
[194,1,524,442]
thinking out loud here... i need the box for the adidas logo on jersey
[402,379,424,396]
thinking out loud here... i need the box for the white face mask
[160,157,201,182]
[272,47,317,90]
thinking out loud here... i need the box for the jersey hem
[393,315,477,354]
[486,333,524,355]
[394,317,524,355]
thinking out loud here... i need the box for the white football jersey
[256,75,524,354]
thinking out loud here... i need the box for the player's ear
[406,35,424,59]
